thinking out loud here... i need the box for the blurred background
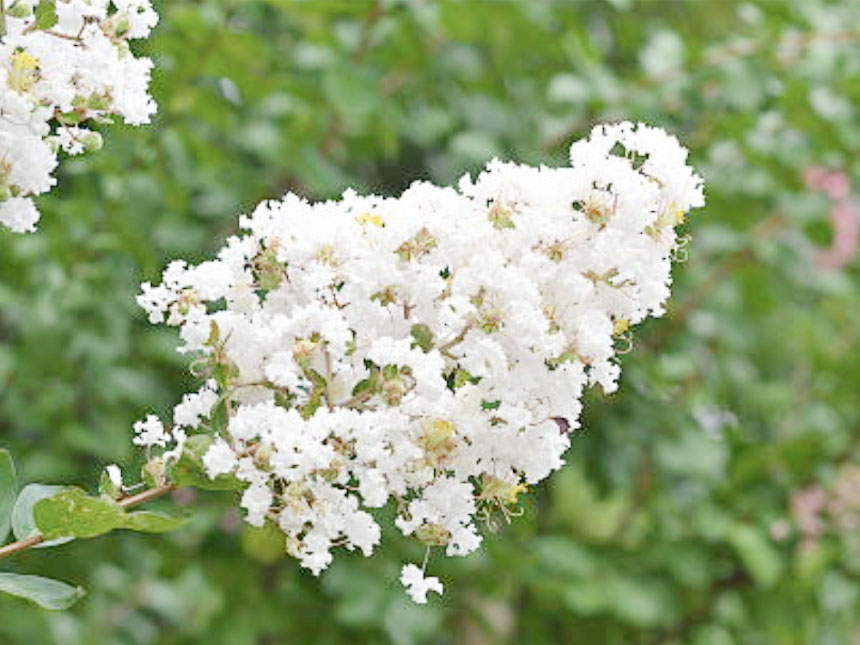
[1,0,859,643]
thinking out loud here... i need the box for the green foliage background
[2,0,860,643]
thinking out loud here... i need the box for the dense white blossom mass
[136,122,704,602]
[0,0,157,233]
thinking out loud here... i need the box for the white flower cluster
[0,0,157,233]
[136,122,704,603]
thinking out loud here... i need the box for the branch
[439,322,474,358]
[0,484,176,560]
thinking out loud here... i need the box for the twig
[0,484,175,560]
[439,322,475,358]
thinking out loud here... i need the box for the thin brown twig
[439,322,475,358]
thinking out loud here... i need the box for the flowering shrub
[135,122,703,602]
[0,0,157,233]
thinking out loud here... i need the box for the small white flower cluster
[0,0,157,233]
[136,122,704,602]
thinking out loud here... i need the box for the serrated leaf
[0,573,85,610]
[34,0,58,31]
[33,488,187,541]
[11,484,73,548]
[0,449,16,544]
[166,435,244,491]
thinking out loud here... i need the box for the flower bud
[81,131,103,153]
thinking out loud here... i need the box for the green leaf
[452,368,478,389]
[728,524,783,588]
[350,377,375,398]
[0,449,16,544]
[33,487,187,541]
[33,0,58,31]
[98,470,120,500]
[123,509,188,534]
[240,520,285,564]
[409,324,434,352]
[11,484,73,548]
[166,435,244,491]
[531,535,599,578]
[33,488,123,540]
[0,573,85,610]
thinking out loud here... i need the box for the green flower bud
[81,131,103,153]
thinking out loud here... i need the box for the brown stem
[338,389,374,409]
[118,484,175,509]
[0,534,42,559]
[0,484,175,560]
[439,322,475,357]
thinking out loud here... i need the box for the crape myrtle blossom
[0,0,157,233]
[135,122,704,601]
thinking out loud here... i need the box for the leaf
[0,573,85,610]
[409,324,434,353]
[33,0,58,31]
[0,449,16,544]
[166,435,244,491]
[11,484,73,548]
[452,368,478,389]
[98,470,120,500]
[606,576,677,627]
[123,510,187,534]
[729,524,783,588]
[240,520,285,564]
[33,488,187,541]
[33,488,123,540]
[531,535,599,578]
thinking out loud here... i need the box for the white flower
[240,481,272,527]
[202,438,238,478]
[134,122,704,599]
[105,464,123,490]
[0,1,158,233]
[173,381,219,428]
[400,564,444,604]
[0,197,40,233]
[132,414,169,448]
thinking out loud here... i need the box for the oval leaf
[0,573,85,610]
[0,449,16,544]
[11,484,74,548]
[34,488,187,540]
[33,488,124,540]
[729,524,783,588]
[124,510,188,534]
